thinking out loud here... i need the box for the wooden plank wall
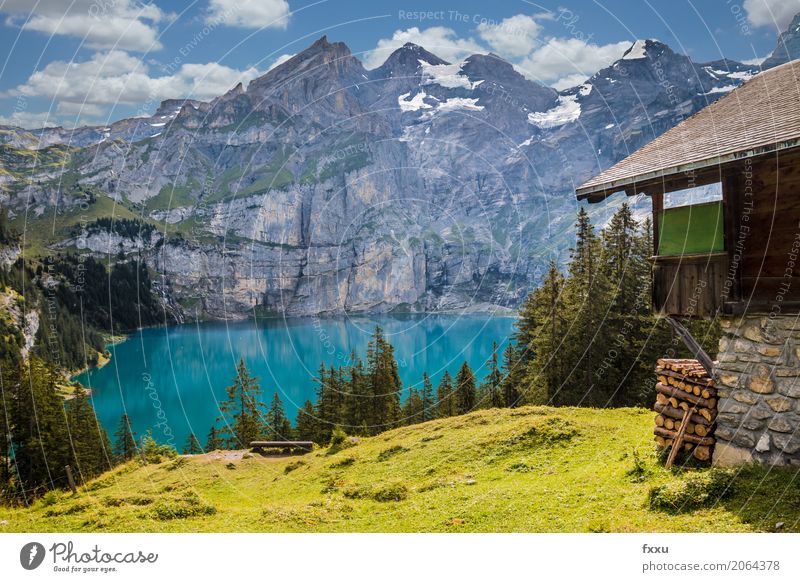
[653,254,728,317]
[736,148,800,305]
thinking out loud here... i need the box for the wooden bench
[249,441,314,454]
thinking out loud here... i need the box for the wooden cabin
[576,60,800,466]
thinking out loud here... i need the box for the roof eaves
[576,138,800,201]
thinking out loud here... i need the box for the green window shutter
[658,201,724,256]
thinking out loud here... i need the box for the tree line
[503,203,719,408]
[194,326,513,450]
[192,203,719,451]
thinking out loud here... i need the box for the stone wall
[713,315,800,466]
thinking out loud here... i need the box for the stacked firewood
[653,358,716,465]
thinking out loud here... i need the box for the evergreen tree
[205,426,224,451]
[10,357,72,497]
[314,363,337,443]
[295,400,318,442]
[500,342,521,407]
[420,372,435,422]
[265,392,293,440]
[454,361,477,415]
[436,371,455,418]
[521,261,565,405]
[217,358,265,448]
[480,342,505,408]
[113,413,137,462]
[67,384,112,480]
[401,385,423,425]
[344,355,369,430]
[183,432,203,454]
[365,326,402,434]
[557,207,613,406]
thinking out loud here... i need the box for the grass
[144,182,198,213]
[2,406,799,532]
[10,193,147,258]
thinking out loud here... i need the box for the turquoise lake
[76,314,516,447]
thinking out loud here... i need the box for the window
[658,183,724,257]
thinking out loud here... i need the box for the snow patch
[704,84,737,95]
[436,97,484,112]
[149,122,166,127]
[518,137,533,147]
[398,91,432,112]
[579,83,593,96]
[527,95,581,129]
[622,40,648,60]
[604,123,615,129]
[728,70,754,81]
[418,60,478,90]
[150,132,161,138]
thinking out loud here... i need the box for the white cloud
[267,53,295,71]
[477,14,543,58]
[362,26,486,69]
[744,0,800,29]
[363,18,630,91]
[0,110,60,128]
[7,50,261,123]
[516,38,631,87]
[207,0,290,29]
[1,0,168,51]
[550,73,590,91]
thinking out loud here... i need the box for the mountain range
[1,15,798,318]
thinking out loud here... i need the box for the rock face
[762,13,800,68]
[4,18,798,317]
[714,316,800,466]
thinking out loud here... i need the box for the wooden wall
[652,253,727,317]
[725,147,800,311]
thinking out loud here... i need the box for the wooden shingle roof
[576,60,800,200]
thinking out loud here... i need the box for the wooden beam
[663,317,716,378]
[665,408,692,469]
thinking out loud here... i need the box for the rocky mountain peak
[247,35,366,97]
[762,12,800,68]
[371,43,448,80]
[620,39,674,62]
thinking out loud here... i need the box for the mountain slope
[3,21,791,316]
[1,405,797,532]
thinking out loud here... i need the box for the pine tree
[480,342,504,408]
[436,371,455,418]
[295,400,318,442]
[217,358,265,449]
[67,384,111,480]
[113,413,137,462]
[10,357,72,497]
[401,385,423,425]
[454,361,477,415]
[314,363,336,443]
[205,426,224,450]
[420,372,435,422]
[557,207,612,406]
[183,432,203,454]
[500,342,521,407]
[521,261,565,405]
[344,354,369,430]
[265,392,293,440]
[366,326,402,434]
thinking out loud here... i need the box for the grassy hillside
[2,406,799,532]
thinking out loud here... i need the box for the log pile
[653,359,716,465]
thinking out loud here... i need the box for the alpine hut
[576,60,800,466]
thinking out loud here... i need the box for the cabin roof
[576,59,800,201]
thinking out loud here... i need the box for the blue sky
[0,0,796,128]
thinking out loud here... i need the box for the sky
[0,0,797,129]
